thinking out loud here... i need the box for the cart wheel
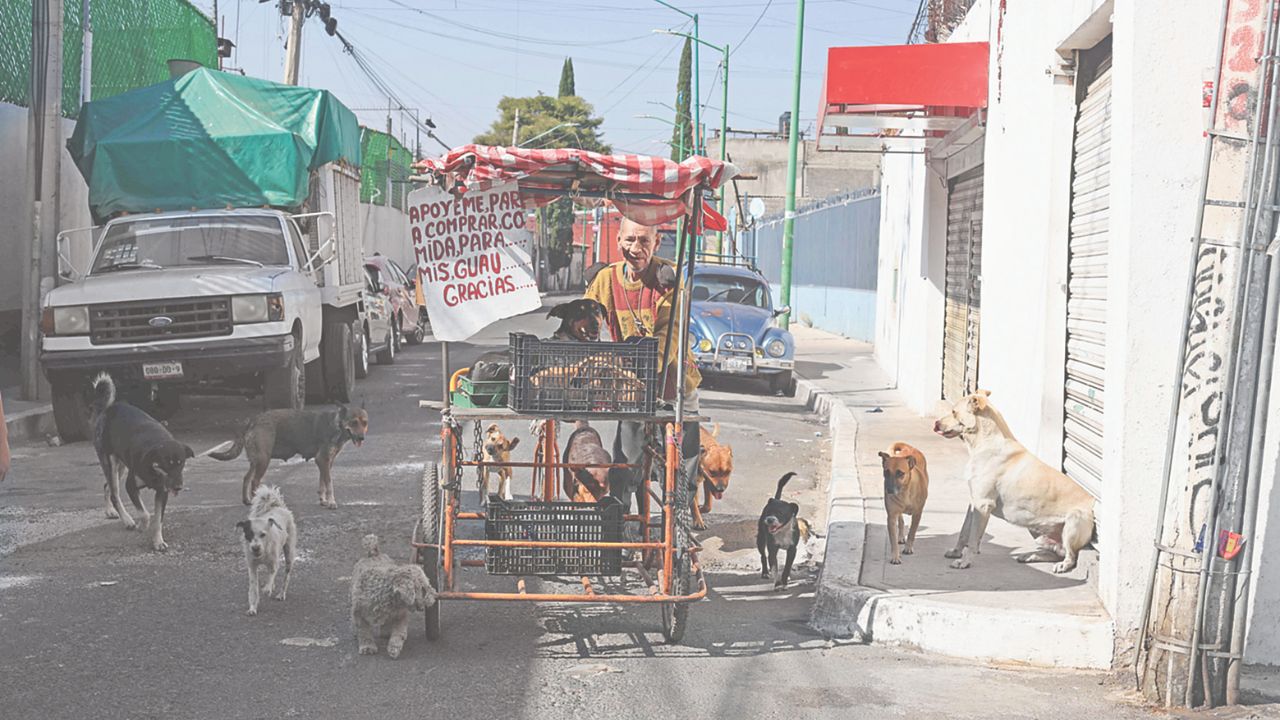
[661,553,692,643]
[419,462,444,641]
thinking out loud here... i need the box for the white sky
[209,0,915,155]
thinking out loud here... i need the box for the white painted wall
[360,203,412,271]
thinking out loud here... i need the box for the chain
[444,413,463,491]
[473,420,485,496]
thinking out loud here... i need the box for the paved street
[2,303,1158,719]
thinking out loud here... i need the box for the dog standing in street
[351,534,436,659]
[480,424,520,504]
[693,423,733,530]
[934,390,1095,573]
[90,373,194,552]
[878,442,929,564]
[236,485,297,616]
[210,406,368,508]
[757,472,802,589]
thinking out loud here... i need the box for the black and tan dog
[757,471,801,589]
[91,373,194,552]
[211,406,369,508]
[548,298,608,342]
[561,421,611,503]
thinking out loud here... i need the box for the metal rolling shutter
[1062,57,1112,499]
[942,168,984,401]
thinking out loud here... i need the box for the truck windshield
[91,216,289,274]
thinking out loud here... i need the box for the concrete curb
[4,403,56,446]
[800,375,1114,670]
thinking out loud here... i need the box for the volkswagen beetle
[687,264,796,396]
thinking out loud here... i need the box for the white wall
[361,202,411,271]
[0,103,93,316]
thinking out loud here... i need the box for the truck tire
[322,321,355,403]
[355,322,371,380]
[51,377,90,442]
[264,341,305,410]
[305,359,326,403]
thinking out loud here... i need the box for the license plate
[142,361,184,380]
[723,357,751,373]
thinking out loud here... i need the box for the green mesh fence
[360,127,414,210]
[0,0,215,117]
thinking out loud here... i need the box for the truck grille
[90,297,233,345]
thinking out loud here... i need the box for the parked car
[361,265,397,374]
[687,263,797,396]
[364,254,428,345]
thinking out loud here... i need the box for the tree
[558,57,576,98]
[475,89,609,276]
[671,37,694,161]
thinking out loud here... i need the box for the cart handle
[449,367,469,393]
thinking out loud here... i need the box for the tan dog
[480,424,520,505]
[878,442,929,564]
[934,390,1095,573]
[693,423,733,530]
[561,421,610,503]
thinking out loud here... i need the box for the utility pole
[511,108,520,146]
[778,0,804,330]
[717,43,729,254]
[283,0,304,85]
[23,0,64,401]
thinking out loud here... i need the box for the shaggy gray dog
[350,534,436,658]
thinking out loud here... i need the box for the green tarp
[68,68,362,218]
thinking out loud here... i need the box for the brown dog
[693,423,733,530]
[481,423,520,505]
[210,406,368,509]
[878,442,929,564]
[548,299,608,342]
[561,421,610,503]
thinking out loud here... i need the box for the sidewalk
[2,386,55,446]
[794,325,1115,669]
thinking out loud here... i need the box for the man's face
[617,220,658,275]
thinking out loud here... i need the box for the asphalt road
[0,302,1155,719]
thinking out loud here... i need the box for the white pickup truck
[41,165,367,441]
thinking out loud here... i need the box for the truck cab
[41,208,339,440]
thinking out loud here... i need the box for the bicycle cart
[407,146,736,643]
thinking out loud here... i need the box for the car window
[692,274,771,309]
[387,259,410,285]
[365,266,381,291]
[287,220,310,269]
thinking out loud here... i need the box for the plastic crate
[508,332,660,415]
[484,497,625,576]
[450,375,508,408]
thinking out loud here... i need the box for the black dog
[548,299,607,342]
[757,471,800,589]
[91,373,194,552]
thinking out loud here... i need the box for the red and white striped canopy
[413,144,737,228]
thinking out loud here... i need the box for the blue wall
[750,190,880,342]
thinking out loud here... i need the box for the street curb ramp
[798,377,1114,670]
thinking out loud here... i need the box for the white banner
[406,182,541,342]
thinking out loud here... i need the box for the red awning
[818,42,989,152]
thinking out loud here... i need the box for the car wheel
[393,317,404,350]
[770,371,797,398]
[407,309,426,345]
[375,326,396,365]
[355,325,371,379]
[264,339,305,409]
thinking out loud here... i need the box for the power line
[383,0,652,47]
[731,0,773,56]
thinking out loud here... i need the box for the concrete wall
[707,136,881,219]
[360,202,412,271]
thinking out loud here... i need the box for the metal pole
[693,14,700,156]
[716,43,729,254]
[511,108,520,146]
[283,0,304,85]
[778,0,805,331]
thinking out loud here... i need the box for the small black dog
[548,299,607,342]
[91,373,194,552]
[757,471,800,589]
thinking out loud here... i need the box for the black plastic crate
[508,332,660,415]
[484,497,625,576]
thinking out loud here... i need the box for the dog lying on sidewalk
[878,442,929,564]
[934,390,1095,573]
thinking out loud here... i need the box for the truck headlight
[766,338,787,357]
[232,293,284,324]
[51,306,90,336]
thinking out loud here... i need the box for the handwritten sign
[406,182,541,341]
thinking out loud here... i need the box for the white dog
[351,534,436,658]
[236,485,297,615]
[933,390,1096,574]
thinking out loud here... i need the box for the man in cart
[585,217,702,512]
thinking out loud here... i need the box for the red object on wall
[822,42,989,111]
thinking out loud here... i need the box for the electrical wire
[731,0,773,56]
[384,0,651,47]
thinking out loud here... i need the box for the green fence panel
[359,127,413,208]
